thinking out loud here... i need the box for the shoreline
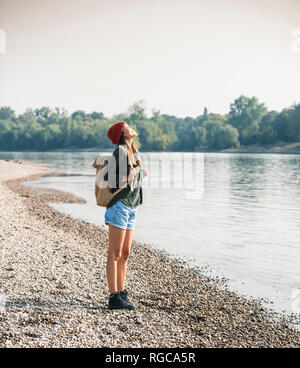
[0,159,299,347]
[1,141,300,155]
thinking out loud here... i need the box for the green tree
[259,111,278,144]
[203,120,239,149]
[286,103,300,141]
[215,124,239,149]
[34,107,51,125]
[60,117,72,147]
[71,110,88,121]
[127,99,147,122]
[228,95,268,145]
[0,106,16,121]
[89,111,104,120]
[191,125,207,148]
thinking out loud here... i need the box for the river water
[1,151,300,316]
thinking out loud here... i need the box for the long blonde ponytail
[118,132,141,167]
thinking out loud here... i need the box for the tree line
[0,96,299,151]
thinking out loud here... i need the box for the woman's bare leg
[117,229,134,291]
[106,224,126,294]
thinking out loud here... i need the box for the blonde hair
[118,131,141,167]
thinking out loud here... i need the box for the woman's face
[123,124,137,138]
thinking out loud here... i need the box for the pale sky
[0,0,299,118]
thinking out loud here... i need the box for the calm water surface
[1,151,300,316]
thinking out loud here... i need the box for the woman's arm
[104,146,140,188]
[121,167,136,182]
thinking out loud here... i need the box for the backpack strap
[93,150,135,197]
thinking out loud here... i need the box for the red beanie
[107,121,127,145]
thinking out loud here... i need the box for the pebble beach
[0,159,299,348]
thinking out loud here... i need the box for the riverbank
[193,141,300,154]
[1,141,300,154]
[0,159,299,347]
[220,141,300,154]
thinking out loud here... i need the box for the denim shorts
[104,200,138,230]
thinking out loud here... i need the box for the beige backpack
[92,153,134,207]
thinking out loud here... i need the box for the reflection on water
[1,151,300,316]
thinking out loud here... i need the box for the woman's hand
[120,167,136,183]
[128,167,136,181]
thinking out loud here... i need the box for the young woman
[104,121,147,310]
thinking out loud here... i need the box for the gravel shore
[0,159,299,348]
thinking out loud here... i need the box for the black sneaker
[107,291,134,310]
[120,289,136,310]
